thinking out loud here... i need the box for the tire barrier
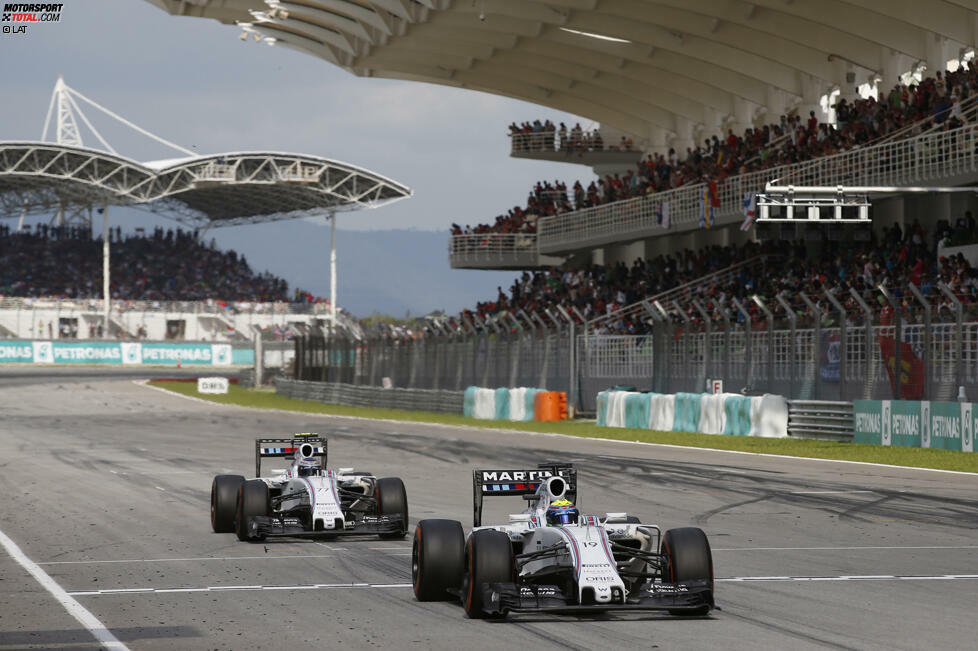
[596,390,789,438]
[275,378,463,414]
[464,386,566,421]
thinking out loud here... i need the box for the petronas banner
[854,400,976,452]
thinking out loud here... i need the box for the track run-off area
[0,369,976,650]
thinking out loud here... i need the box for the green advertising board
[855,399,975,452]
[0,340,246,366]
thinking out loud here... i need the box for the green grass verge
[150,381,978,474]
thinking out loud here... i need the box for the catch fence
[291,305,978,413]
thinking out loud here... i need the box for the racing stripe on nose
[597,528,618,568]
[554,527,581,579]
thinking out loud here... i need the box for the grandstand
[0,77,411,342]
[73,3,978,405]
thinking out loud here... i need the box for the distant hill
[210,221,516,317]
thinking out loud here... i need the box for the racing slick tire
[661,527,714,616]
[235,479,271,542]
[375,477,409,540]
[463,530,514,619]
[412,519,465,601]
[211,474,245,533]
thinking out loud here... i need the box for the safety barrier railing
[509,129,632,155]
[275,378,463,414]
[536,124,978,253]
[787,400,854,441]
[0,297,332,314]
[449,233,540,268]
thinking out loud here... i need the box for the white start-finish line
[66,574,978,597]
[0,527,129,649]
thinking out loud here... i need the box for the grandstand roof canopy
[0,79,411,228]
[0,143,413,227]
[146,0,978,147]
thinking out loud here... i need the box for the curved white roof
[0,142,412,227]
[145,0,978,147]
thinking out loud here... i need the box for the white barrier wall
[597,390,789,438]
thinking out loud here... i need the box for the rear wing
[255,432,327,477]
[472,461,577,527]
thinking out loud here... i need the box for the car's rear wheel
[211,474,244,533]
[463,530,514,619]
[235,479,270,542]
[375,477,408,540]
[412,519,465,601]
[661,527,713,616]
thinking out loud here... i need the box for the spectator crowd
[461,63,978,236]
[452,215,978,336]
[0,223,321,303]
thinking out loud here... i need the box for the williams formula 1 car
[412,462,714,618]
[210,433,408,541]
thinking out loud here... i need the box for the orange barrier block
[534,391,568,422]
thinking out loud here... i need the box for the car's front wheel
[661,527,713,616]
[412,519,465,601]
[463,530,514,619]
[235,479,270,542]
[211,474,244,533]
[375,477,409,540]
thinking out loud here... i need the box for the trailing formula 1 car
[412,462,714,618]
[210,433,408,541]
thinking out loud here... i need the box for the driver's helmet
[296,456,321,477]
[545,499,579,526]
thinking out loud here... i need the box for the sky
[0,0,599,233]
[0,0,607,315]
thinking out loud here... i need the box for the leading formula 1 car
[412,462,714,618]
[210,433,408,541]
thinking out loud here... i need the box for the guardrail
[274,378,463,414]
[0,297,332,315]
[449,233,541,269]
[537,123,978,253]
[787,400,854,441]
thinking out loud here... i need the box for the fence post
[507,313,522,388]
[938,282,963,393]
[849,288,874,400]
[731,298,751,392]
[907,283,931,400]
[878,285,901,400]
[672,300,692,393]
[555,306,575,413]
[532,312,551,388]
[751,295,774,393]
[713,298,731,387]
[823,290,847,401]
[692,299,711,391]
[774,293,797,399]
[799,292,822,400]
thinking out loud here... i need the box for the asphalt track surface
[1,369,976,650]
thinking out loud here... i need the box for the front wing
[245,514,404,539]
[481,579,714,615]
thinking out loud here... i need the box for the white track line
[70,582,412,596]
[137,381,978,476]
[714,545,978,552]
[68,574,978,597]
[718,574,978,582]
[0,527,129,649]
[38,554,339,565]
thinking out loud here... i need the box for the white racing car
[210,433,408,541]
[412,462,714,618]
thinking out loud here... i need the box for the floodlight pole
[102,205,110,339]
[328,210,337,336]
